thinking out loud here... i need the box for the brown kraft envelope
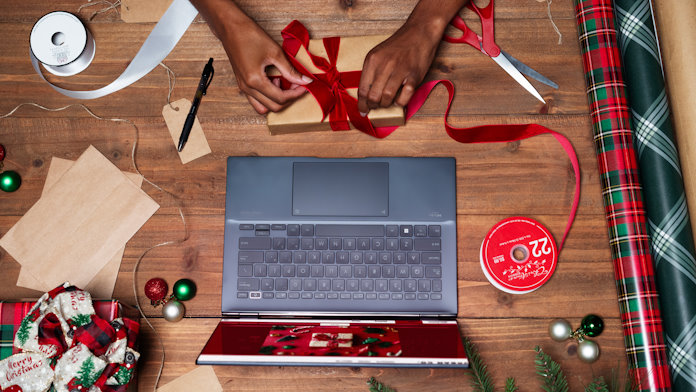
[0,146,160,289]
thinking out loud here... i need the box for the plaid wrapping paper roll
[574,0,672,390]
[614,0,696,389]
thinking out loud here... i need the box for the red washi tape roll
[480,217,558,294]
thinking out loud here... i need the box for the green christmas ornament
[580,314,604,337]
[173,278,197,301]
[0,170,21,192]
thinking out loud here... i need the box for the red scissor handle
[443,0,501,57]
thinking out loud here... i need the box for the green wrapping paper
[614,0,696,389]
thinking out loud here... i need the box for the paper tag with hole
[162,98,211,164]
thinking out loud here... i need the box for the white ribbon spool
[29,0,198,99]
[30,12,96,77]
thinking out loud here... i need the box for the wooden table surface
[0,0,628,390]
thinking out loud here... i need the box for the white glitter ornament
[0,352,54,392]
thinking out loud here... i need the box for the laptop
[197,157,468,367]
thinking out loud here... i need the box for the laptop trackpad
[292,162,389,217]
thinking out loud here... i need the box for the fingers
[359,53,412,114]
[274,57,313,86]
[357,55,378,115]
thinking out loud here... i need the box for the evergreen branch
[534,346,569,392]
[463,337,496,392]
[367,377,396,392]
[585,377,609,392]
[504,377,518,392]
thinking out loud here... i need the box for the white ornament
[577,339,600,363]
[548,319,572,342]
[163,300,185,322]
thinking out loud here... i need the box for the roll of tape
[30,11,95,77]
[480,217,558,294]
[29,0,198,99]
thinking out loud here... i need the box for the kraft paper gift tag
[0,146,160,289]
[15,157,144,298]
[157,367,222,392]
[163,98,212,164]
[121,0,173,23]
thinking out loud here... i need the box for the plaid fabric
[0,302,34,360]
[74,315,117,357]
[0,300,124,361]
[38,312,68,356]
[614,0,696,389]
[574,0,672,390]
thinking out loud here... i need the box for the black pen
[178,58,214,152]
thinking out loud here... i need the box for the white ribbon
[30,0,198,99]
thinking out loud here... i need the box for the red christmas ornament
[144,278,168,305]
[0,144,5,161]
[3,385,23,392]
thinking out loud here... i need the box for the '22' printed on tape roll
[480,217,558,294]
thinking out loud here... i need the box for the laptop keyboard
[235,223,444,301]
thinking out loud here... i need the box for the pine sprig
[534,346,569,392]
[585,377,609,392]
[504,377,518,392]
[463,337,497,392]
[367,377,396,392]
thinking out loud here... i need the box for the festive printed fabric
[259,325,402,357]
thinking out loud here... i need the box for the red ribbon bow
[281,20,378,136]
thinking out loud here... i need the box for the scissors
[444,0,558,103]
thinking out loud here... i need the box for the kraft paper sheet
[0,146,159,289]
[156,367,222,392]
[15,157,144,298]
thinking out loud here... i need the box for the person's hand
[191,0,311,114]
[357,0,468,115]
[219,17,312,114]
[357,21,441,115]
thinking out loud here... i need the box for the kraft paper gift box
[267,30,405,135]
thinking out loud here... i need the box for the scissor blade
[491,54,546,103]
[501,50,559,89]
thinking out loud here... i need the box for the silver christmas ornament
[549,319,572,342]
[577,339,600,363]
[162,300,185,322]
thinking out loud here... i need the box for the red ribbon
[279,22,580,249]
[280,20,377,135]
